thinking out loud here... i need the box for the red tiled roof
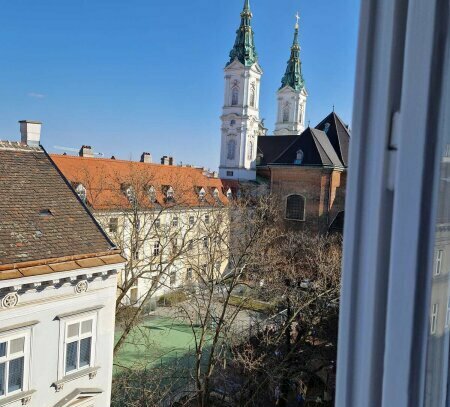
[51,155,230,210]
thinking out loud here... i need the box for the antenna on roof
[308,120,311,127]
[54,145,104,157]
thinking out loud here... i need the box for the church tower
[274,14,308,136]
[219,0,263,181]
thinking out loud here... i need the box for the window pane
[67,323,79,338]
[0,343,6,358]
[8,357,23,393]
[66,342,78,373]
[0,363,4,396]
[81,320,93,335]
[79,338,91,368]
[9,338,24,355]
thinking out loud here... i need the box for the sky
[0,0,360,170]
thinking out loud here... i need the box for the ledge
[0,389,36,406]
[55,306,104,320]
[52,366,100,392]
[0,321,39,336]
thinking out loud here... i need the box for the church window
[230,120,236,127]
[324,122,331,134]
[231,87,239,106]
[294,150,304,165]
[250,84,256,107]
[283,104,290,123]
[247,141,254,160]
[286,194,306,221]
[227,139,236,160]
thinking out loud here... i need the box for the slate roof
[315,112,351,166]
[0,141,121,271]
[257,136,301,166]
[257,128,343,168]
[51,155,230,211]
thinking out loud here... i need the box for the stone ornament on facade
[74,280,89,294]
[2,292,19,308]
[21,395,32,405]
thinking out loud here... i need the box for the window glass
[286,195,305,220]
[79,338,91,368]
[67,323,79,338]
[0,343,6,358]
[0,363,4,396]
[65,342,78,373]
[9,338,24,355]
[8,357,23,392]
[81,320,93,335]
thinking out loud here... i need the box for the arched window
[283,104,290,123]
[247,140,254,160]
[231,87,239,106]
[250,84,256,107]
[286,194,306,221]
[227,139,236,160]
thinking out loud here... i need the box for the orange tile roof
[50,155,230,210]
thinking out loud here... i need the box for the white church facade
[219,1,309,181]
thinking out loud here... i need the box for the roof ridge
[310,128,343,167]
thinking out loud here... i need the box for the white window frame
[430,303,439,335]
[335,0,450,406]
[152,242,160,257]
[58,311,98,380]
[0,330,31,400]
[435,249,443,275]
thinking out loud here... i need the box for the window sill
[52,366,100,392]
[0,390,36,406]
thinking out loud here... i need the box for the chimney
[19,120,42,146]
[79,145,94,158]
[213,171,219,178]
[169,156,174,166]
[161,155,170,165]
[141,152,152,163]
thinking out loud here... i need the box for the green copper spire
[280,14,305,91]
[227,0,258,67]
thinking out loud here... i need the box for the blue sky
[0,0,360,170]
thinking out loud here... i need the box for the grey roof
[0,141,115,266]
[315,112,351,166]
[257,127,343,168]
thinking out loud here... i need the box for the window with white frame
[63,317,95,375]
[109,217,118,233]
[172,216,178,227]
[75,184,87,204]
[204,214,210,224]
[431,303,439,335]
[0,332,29,398]
[434,249,443,276]
[153,242,160,256]
[189,216,195,225]
[203,237,209,249]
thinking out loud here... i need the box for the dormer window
[294,150,304,165]
[213,188,220,200]
[163,186,174,202]
[124,186,135,204]
[75,184,87,203]
[226,188,233,200]
[198,187,206,201]
[148,186,157,203]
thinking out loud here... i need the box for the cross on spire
[295,12,300,28]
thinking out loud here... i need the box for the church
[219,0,350,233]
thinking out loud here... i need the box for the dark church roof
[257,128,343,168]
[257,111,350,169]
[315,112,351,166]
[0,141,120,272]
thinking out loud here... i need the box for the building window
[186,268,193,281]
[227,140,236,160]
[148,186,157,203]
[247,141,254,160]
[64,317,95,375]
[213,189,219,200]
[188,240,194,250]
[431,303,439,335]
[165,186,174,202]
[286,195,306,221]
[205,214,210,224]
[0,333,29,397]
[226,188,233,199]
[294,150,304,165]
[435,249,443,276]
[170,272,176,287]
[199,188,206,201]
[231,87,239,106]
[154,218,160,229]
[189,216,195,225]
[250,84,256,107]
[75,184,87,203]
[283,104,290,123]
[153,242,160,256]
[230,120,236,127]
[172,216,179,227]
[109,218,118,233]
[226,171,234,177]
[203,237,209,248]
